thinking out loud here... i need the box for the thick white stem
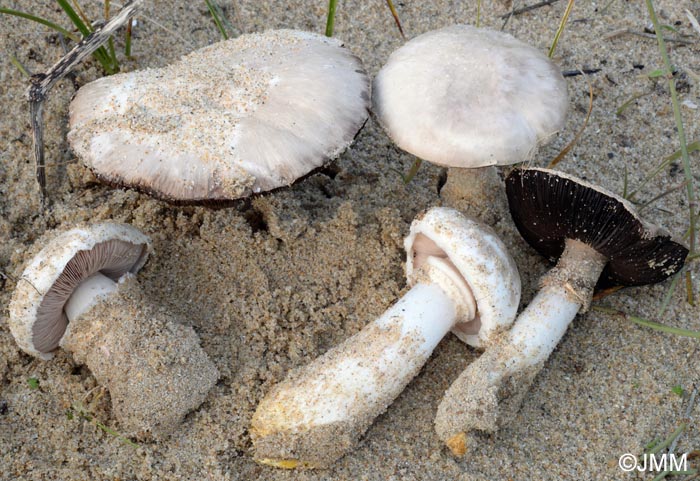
[434,239,607,455]
[64,272,117,321]
[295,282,458,427]
[252,261,473,468]
[440,166,508,225]
[59,276,219,439]
[501,285,581,377]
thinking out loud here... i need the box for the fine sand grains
[1,1,699,481]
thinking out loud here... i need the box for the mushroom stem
[434,239,606,455]
[59,275,219,439]
[440,166,508,224]
[64,272,118,322]
[252,259,474,468]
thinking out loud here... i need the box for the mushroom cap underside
[372,24,568,168]
[68,29,370,203]
[506,167,688,287]
[8,223,150,359]
[404,207,521,348]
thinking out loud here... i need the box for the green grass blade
[664,140,700,163]
[57,0,91,36]
[616,91,651,116]
[9,53,31,77]
[648,424,687,455]
[646,0,697,271]
[548,0,575,58]
[0,7,79,41]
[92,418,139,447]
[627,141,698,201]
[638,181,688,212]
[325,0,337,37]
[107,36,118,71]
[657,272,682,317]
[104,0,119,71]
[629,314,700,338]
[71,0,92,29]
[594,306,700,338]
[204,0,229,39]
[56,0,117,73]
[403,158,422,184]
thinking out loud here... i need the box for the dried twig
[28,0,142,205]
[604,28,693,45]
[547,67,593,168]
[562,68,601,77]
[500,0,561,19]
[385,0,405,40]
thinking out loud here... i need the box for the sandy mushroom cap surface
[8,224,149,360]
[372,24,568,168]
[68,29,370,203]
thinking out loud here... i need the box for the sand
[1,1,699,480]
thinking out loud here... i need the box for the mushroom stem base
[435,239,606,451]
[64,272,118,321]
[440,166,507,225]
[251,281,460,468]
[60,275,219,439]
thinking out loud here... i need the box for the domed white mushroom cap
[68,29,370,202]
[373,25,568,168]
[9,224,149,360]
[404,207,520,347]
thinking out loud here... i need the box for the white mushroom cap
[404,207,520,347]
[68,29,370,202]
[373,25,568,168]
[9,224,150,360]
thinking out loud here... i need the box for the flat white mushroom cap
[373,25,568,168]
[404,207,520,347]
[68,29,370,202]
[9,224,149,360]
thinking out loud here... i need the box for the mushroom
[68,29,370,203]
[372,25,568,222]
[434,168,689,455]
[8,223,219,438]
[250,207,520,468]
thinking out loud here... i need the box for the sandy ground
[1,1,699,480]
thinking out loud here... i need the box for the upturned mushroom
[68,29,370,203]
[8,223,219,438]
[251,207,520,468]
[372,25,568,222]
[434,168,689,455]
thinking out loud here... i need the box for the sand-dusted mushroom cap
[9,224,149,360]
[506,167,688,287]
[372,24,568,168]
[404,207,520,347]
[68,29,370,203]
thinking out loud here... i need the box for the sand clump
[60,275,219,439]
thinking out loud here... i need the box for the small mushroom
[68,29,370,203]
[8,223,219,438]
[434,168,689,455]
[250,207,520,468]
[372,25,568,222]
